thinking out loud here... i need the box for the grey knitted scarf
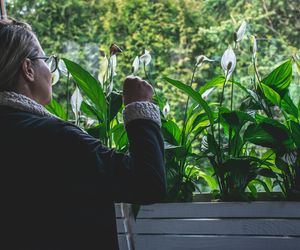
[0,91,56,118]
[0,91,161,127]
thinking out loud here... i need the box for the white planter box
[116,202,300,250]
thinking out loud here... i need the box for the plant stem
[181,63,198,145]
[66,72,70,120]
[143,62,158,97]
[180,63,199,172]
[107,63,113,148]
[218,73,228,162]
[253,59,273,117]
[228,73,235,156]
[231,42,237,111]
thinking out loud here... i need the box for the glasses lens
[45,57,56,73]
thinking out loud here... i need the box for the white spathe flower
[201,87,214,99]
[139,49,152,66]
[162,101,170,117]
[98,55,109,87]
[235,20,247,42]
[110,54,117,77]
[58,59,68,76]
[71,87,83,121]
[200,136,208,152]
[132,56,140,75]
[51,70,60,85]
[85,117,95,127]
[252,35,257,59]
[221,47,236,81]
[196,55,214,65]
[107,78,113,96]
[281,152,297,165]
[105,54,117,95]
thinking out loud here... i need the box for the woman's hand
[122,76,154,106]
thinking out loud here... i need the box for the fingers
[123,76,154,105]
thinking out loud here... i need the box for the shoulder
[0,105,89,140]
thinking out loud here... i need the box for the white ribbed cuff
[122,101,161,127]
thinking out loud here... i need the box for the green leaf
[230,133,244,156]
[262,59,293,97]
[62,58,107,121]
[247,182,258,197]
[164,141,180,150]
[249,179,271,193]
[256,168,277,178]
[166,145,190,160]
[198,75,225,95]
[108,92,123,122]
[162,120,181,145]
[185,111,209,135]
[275,157,291,174]
[86,123,106,141]
[244,123,278,148]
[45,98,67,120]
[259,82,281,106]
[260,119,294,150]
[81,101,101,121]
[281,93,298,119]
[163,77,214,126]
[244,118,294,152]
[207,133,219,156]
[110,123,128,150]
[196,170,218,190]
[221,110,255,131]
[290,121,300,148]
[295,57,300,76]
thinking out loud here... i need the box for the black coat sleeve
[58,119,166,205]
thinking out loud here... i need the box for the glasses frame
[29,55,58,73]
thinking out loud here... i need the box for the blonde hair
[0,17,39,91]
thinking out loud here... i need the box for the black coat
[0,106,166,250]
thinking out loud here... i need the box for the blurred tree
[6,0,300,120]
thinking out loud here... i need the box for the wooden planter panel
[116,202,300,250]
[118,235,300,250]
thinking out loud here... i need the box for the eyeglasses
[29,55,58,73]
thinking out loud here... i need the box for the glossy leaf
[244,123,279,148]
[262,59,293,97]
[46,98,67,120]
[62,58,107,121]
[244,119,294,152]
[81,101,101,122]
[162,120,181,145]
[163,76,214,126]
[86,123,106,141]
[281,94,298,119]
[290,121,300,148]
[259,82,281,106]
[221,110,255,131]
[207,133,219,156]
[187,166,218,190]
[108,92,123,122]
[256,168,277,178]
[110,123,128,150]
[198,75,225,95]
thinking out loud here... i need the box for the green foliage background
[7,0,300,121]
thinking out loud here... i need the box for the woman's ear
[21,58,35,82]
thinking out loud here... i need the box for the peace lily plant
[163,19,299,201]
[45,20,300,203]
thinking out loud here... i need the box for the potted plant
[115,21,300,250]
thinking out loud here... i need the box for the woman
[0,18,166,249]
